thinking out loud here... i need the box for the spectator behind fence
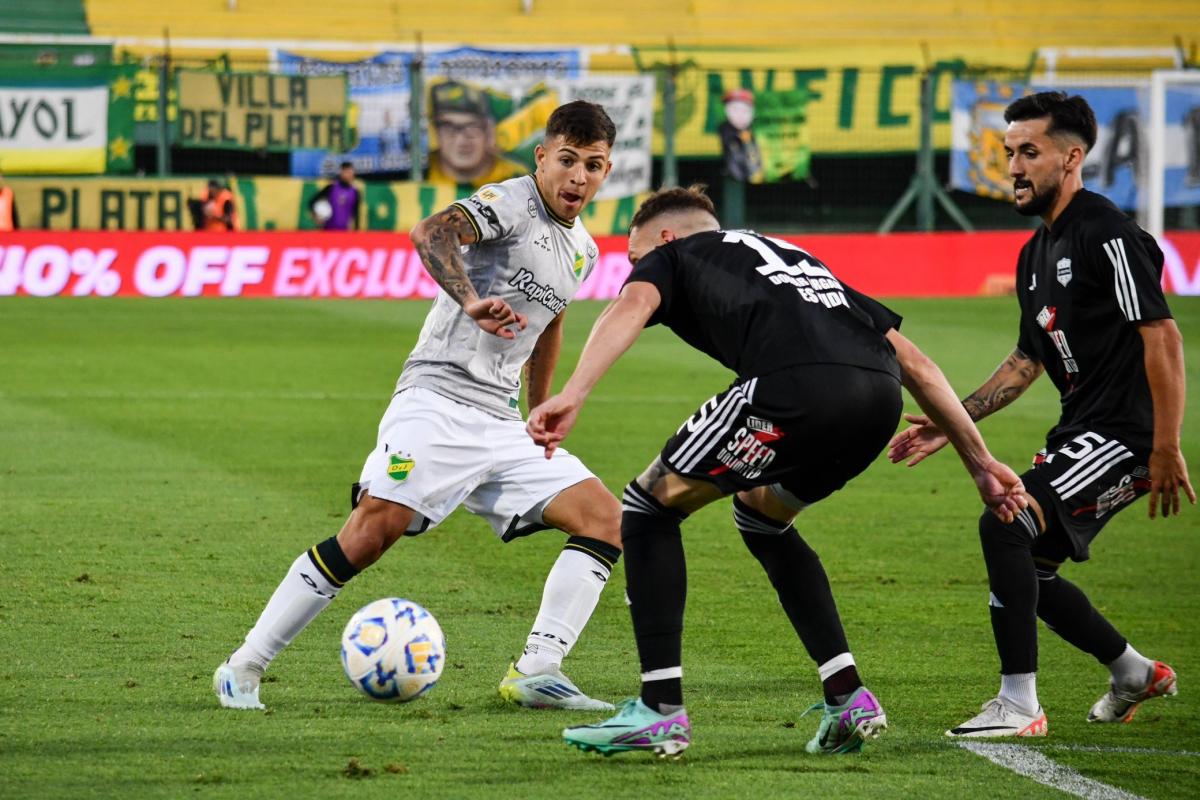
[719,89,764,184]
[0,171,19,231]
[189,179,238,232]
[426,80,526,189]
[309,162,361,231]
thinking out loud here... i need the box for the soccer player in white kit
[215,101,622,711]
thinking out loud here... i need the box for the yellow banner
[637,45,1038,156]
[7,176,645,235]
[175,71,348,150]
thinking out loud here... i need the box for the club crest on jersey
[1056,257,1072,286]
[572,251,585,279]
[387,454,415,481]
[527,198,537,218]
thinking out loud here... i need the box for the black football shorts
[1021,430,1151,562]
[659,364,902,503]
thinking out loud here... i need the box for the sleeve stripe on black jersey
[1103,237,1141,322]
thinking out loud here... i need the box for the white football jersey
[395,175,599,419]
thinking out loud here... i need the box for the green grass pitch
[1,296,1197,798]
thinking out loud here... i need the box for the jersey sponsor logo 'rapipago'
[509,267,568,314]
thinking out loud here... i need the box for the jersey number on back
[723,231,849,309]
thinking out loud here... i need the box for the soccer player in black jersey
[890,92,1194,738]
[526,186,1026,757]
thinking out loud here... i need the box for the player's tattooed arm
[961,347,1044,421]
[411,206,480,307]
[412,206,527,339]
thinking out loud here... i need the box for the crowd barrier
[2,231,1198,299]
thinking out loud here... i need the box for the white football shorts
[358,387,596,539]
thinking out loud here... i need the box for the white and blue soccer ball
[340,598,446,703]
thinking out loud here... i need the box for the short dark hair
[545,101,617,148]
[339,161,354,170]
[630,184,718,231]
[1004,91,1097,152]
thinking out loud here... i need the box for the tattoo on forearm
[415,207,478,306]
[962,348,1042,421]
[637,457,672,493]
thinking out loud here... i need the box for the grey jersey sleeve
[452,182,532,244]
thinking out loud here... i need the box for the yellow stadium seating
[85,0,1198,53]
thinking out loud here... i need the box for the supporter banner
[952,80,1200,211]
[278,46,583,176]
[175,70,349,151]
[5,176,645,235]
[754,89,811,182]
[552,76,654,199]
[0,67,135,174]
[4,231,1194,300]
[632,44,1037,157]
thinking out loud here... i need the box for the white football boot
[1088,661,1177,723]
[498,663,614,711]
[213,660,266,710]
[946,697,1048,738]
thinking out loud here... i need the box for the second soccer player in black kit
[890,91,1194,738]
[527,186,1026,757]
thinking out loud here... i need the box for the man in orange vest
[0,171,19,231]
[200,179,237,232]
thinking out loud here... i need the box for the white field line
[958,742,1147,800]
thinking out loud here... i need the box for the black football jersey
[1015,189,1172,449]
[625,230,902,380]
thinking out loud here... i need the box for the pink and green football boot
[563,698,691,757]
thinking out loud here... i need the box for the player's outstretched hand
[887,413,951,466]
[972,457,1028,524]
[527,392,583,459]
[465,297,528,339]
[1147,445,1197,519]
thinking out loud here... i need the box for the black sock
[621,482,688,711]
[824,667,863,705]
[1036,568,1127,664]
[979,510,1039,674]
[308,536,360,587]
[733,497,857,704]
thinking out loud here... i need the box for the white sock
[516,548,611,675]
[231,552,341,671]
[1108,643,1154,691]
[999,672,1039,716]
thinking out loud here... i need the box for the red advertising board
[2,230,1197,299]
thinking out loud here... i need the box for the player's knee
[339,496,413,568]
[620,481,688,543]
[589,494,623,549]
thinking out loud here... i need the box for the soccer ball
[312,198,333,223]
[340,598,446,702]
